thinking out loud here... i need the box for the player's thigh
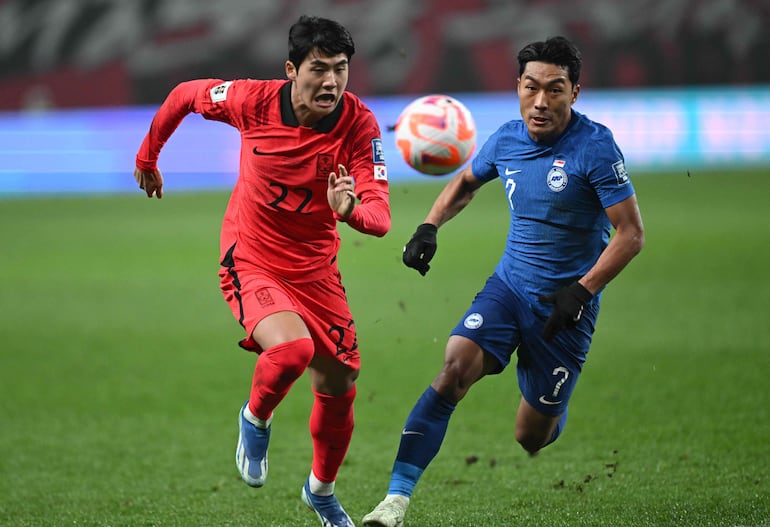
[517,322,592,417]
[219,266,309,352]
[294,274,361,377]
[253,311,311,349]
[449,273,523,374]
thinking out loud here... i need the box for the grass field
[1,169,768,527]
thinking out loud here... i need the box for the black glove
[538,282,593,341]
[402,223,438,276]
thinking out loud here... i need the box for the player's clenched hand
[327,164,356,218]
[403,223,438,276]
[134,168,164,199]
[538,281,593,341]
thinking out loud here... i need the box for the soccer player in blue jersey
[363,36,645,527]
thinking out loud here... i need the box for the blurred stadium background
[0,0,768,195]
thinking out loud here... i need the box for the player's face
[286,48,349,126]
[517,61,579,143]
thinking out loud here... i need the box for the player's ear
[571,83,580,104]
[285,60,297,81]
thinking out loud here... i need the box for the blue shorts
[450,273,596,416]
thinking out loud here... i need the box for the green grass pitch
[0,169,768,526]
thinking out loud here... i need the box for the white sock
[243,404,272,429]
[308,471,335,496]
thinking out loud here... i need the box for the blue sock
[387,386,456,497]
[545,408,568,447]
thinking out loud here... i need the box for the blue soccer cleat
[235,401,271,487]
[301,478,355,527]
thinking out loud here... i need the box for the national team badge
[374,165,388,181]
[317,154,335,180]
[546,167,568,192]
[256,288,274,307]
[464,313,483,329]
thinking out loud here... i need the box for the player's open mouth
[531,115,549,125]
[316,93,336,107]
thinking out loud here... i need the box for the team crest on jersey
[464,313,484,329]
[546,167,568,192]
[613,160,630,185]
[255,288,274,307]
[317,154,335,180]
[210,81,233,102]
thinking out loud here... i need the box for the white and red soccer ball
[394,94,477,176]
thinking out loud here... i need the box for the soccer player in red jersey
[133,15,390,527]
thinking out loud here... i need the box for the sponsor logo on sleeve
[210,81,233,103]
[372,138,385,164]
[612,160,630,185]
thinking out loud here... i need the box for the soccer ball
[394,94,477,176]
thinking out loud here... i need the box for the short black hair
[517,36,582,86]
[288,15,355,69]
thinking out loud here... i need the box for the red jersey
[137,79,391,281]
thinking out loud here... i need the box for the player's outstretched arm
[134,80,209,201]
[402,166,484,276]
[134,168,164,199]
[423,165,484,228]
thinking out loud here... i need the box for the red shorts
[219,265,360,370]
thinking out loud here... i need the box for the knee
[515,398,565,455]
[432,360,474,403]
[262,337,315,378]
[515,426,549,455]
[433,337,495,402]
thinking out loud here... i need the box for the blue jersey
[471,110,635,317]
